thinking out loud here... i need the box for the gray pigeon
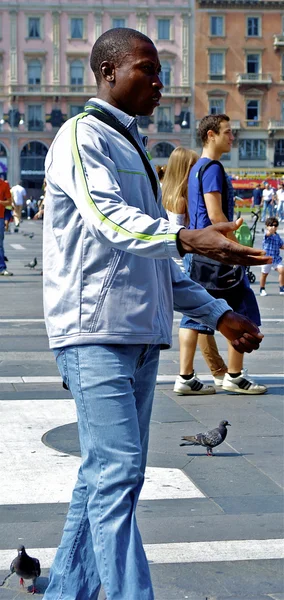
[180,420,231,456]
[25,257,37,268]
[10,545,41,594]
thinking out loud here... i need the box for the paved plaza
[0,218,283,600]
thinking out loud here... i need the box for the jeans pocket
[53,348,69,389]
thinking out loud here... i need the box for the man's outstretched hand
[217,310,264,354]
[178,218,272,266]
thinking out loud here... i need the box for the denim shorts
[180,257,261,331]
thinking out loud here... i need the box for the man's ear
[100,61,115,82]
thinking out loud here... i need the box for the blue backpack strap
[195,159,228,228]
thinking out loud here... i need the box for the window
[70,60,84,88]
[281,100,284,121]
[239,139,266,160]
[246,100,260,125]
[28,17,41,39]
[209,52,224,80]
[157,107,172,132]
[28,105,43,131]
[209,98,225,114]
[274,140,284,167]
[246,53,260,74]
[282,55,284,80]
[247,17,260,37]
[70,18,83,39]
[112,18,125,28]
[151,142,174,158]
[210,16,224,36]
[160,61,171,87]
[70,105,85,118]
[282,15,284,34]
[27,60,41,87]
[158,19,171,40]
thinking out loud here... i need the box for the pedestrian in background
[162,146,227,394]
[0,174,13,276]
[176,114,267,396]
[252,183,262,209]
[10,180,27,228]
[42,29,270,600]
[260,217,284,296]
[261,182,275,222]
[276,182,284,222]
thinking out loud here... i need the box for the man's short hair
[90,28,153,85]
[198,114,230,145]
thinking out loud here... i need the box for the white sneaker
[0,270,13,276]
[174,373,216,395]
[260,289,267,297]
[222,370,267,395]
[213,374,225,387]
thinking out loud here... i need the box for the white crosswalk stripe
[1,398,283,574]
[0,399,204,505]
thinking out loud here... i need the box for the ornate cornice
[198,0,284,8]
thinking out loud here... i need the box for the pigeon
[180,420,231,456]
[29,233,34,239]
[25,257,37,269]
[10,545,41,594]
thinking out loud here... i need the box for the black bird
[25,257,37,269]
[29,233,34,239]
[10,545,41,594]
[180,420,231,456]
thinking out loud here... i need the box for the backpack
[234,222,253,247]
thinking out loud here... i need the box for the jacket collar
[85,98,136,130]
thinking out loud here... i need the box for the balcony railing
[9,84,97,96]
[161,86,191,98]
[208,74,225,82]
[157,121,173,133]
[268,120,284,130]
[236,73,272,86]
[244,119,262,128]
[273,34,284,48]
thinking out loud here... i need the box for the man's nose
[153,76,163,90]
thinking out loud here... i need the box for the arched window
[151,142,175,159]
[0,142,8,177]
[20,141,48,176]
[28,60,42,87]
[70,60,84,88]
[160,61,171,88]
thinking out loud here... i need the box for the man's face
[213,120,234,154]
[107,40,163,116]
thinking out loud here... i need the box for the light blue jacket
[43,98,229,349]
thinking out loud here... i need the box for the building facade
[0,0,193,193]
[194,0,284,172]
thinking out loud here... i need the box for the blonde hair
[162,147,199,226]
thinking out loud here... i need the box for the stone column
[136,13,148,36]
[52,12,60,88]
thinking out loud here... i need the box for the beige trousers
[197,334,228,377]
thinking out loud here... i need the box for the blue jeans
[43,343,160,600]
[261,201,272,222]
[0,218,6,272]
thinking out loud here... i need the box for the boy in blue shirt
[260,217,284,296]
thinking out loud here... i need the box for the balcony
[161,86,191,98]
[268,120,284,131]
[273,34,284,49]
[9,84,97,97]
[236,73,272,89]
[157,121,173,133]
[244,119,262,128]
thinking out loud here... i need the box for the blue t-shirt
[188,158,224,229]
[252,188,262,205]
